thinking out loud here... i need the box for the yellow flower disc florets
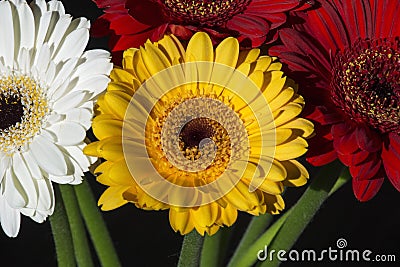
[0,75,48,154]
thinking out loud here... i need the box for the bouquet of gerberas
[0,0,399,266]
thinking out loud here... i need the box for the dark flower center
[179,117,217,149]
[162,0,251,27]
[0,94,24,130]
[331,38,400,134]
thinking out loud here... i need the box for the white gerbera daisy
[0,0,112,237]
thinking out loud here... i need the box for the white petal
[73,51,112,81]
[36,178,53,212]
[47,0,65,14]
[29,210,47,223]
[4,168,26,208]
[0,155,11,184]
[48,174,74,184]
[0,193,20,237]
[0,1,15,67]
[33,43,51,79]
[12,153,37,208]
[64,144,91,171]
[29,135,68,176]
[47,14,72,56]
[74,75,110,98]
[49,58,78,96]
[34,11,52,51]
[30,0,47,15]
[53,91,92,113]
[53,27,89,63]
[21,150,42,179]
[17,47,32,75]
[65,107,93,129]
[16,1,34,50]
[47,121,86,146]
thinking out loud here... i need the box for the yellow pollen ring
[0,75,48,154]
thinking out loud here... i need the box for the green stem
[258,160,346,267]
[49,185,76,267]
[178,230,205,267]
[228,160,348,267]
[74,177,121,267]
[59,184,94,267]
[200,227,233,267]
[228,213,273,266]
[227,212,290,267]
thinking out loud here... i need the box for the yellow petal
[110,67,134,85]
[83,142,100,157]
[92,118,123,139]
[94,161,113,174]
[257,180,284,195]
[267,62,283,71]
[96,138,124,161]
[273,102,303,127]
[98,186,130,211]
[281,160,309,187]
[215,37,239,67]
[169,208,195,235]
[108,159,135,186]
[157,35,185,63]
[186,32,213,62]
[122,48,138,71]
[262,71,286,102]
[107,81,136,95]
[191,203,219,227]
[253,56,273,72]
[275,136,308,161]
[269,87,295,112]
[217,204,238,226]
[279,118,314,138]
[237,48,260,65]
[103,91,131,119]
[133,50,152,82]
[141,43,172,76]
[264,194,285,214]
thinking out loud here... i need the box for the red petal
[352,177,384,201]
[370,0,400,37]
[337,149,369,167]
[125,0,166,26]
[381,133,400,191]
[246,0,303,12]
[167,24,194,40]
[307,136,337,166]
[227,14,269,46]
[341,0,373,40]
[355,126,382,152]
[349,154,382,180]
[112,30,154,51]
[298,0,349,51]
[333,129,358,154]
[308,106,342,126]
[331,122,353,137]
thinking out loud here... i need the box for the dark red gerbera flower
[91,0,314,63]
[269,0,400,201]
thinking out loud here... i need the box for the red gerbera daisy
[91,0,314,63]
[269,0,400,201]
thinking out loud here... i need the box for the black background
[0,1,399,266]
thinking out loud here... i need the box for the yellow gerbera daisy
[84,32,313,236]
